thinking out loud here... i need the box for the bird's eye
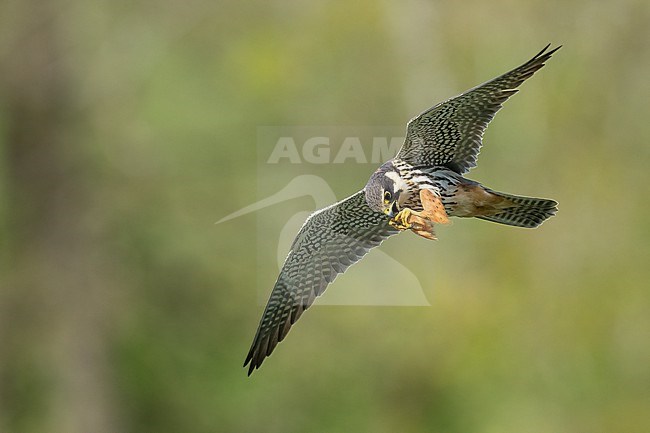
[383,191,392,202]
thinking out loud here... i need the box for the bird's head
[364,162,407,217]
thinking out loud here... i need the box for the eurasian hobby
[244,44,560,375]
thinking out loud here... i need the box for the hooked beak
[384,190,402,217]
[385,201,400,218]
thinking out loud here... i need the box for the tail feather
[477,189,558,228]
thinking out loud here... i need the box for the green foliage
[1,0,649,432]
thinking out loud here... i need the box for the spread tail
[476,189,558,228]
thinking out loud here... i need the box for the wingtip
[546,44,562,56]
[243,346,256,374]
[538,43,562,58]
[243,339,270,376]
[243,355,257,376]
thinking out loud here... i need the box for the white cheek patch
[385,171,408,193]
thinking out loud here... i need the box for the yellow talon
[390,208,413,230]
[389,219,407,230]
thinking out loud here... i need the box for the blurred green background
[1,0,649,432]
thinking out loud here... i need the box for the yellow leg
[389,190,449,240]
[389,208,413,230]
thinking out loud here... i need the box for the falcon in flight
[244,44,560,375]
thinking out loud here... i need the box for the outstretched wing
[244,190,398,375]
[397,44,561,173]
